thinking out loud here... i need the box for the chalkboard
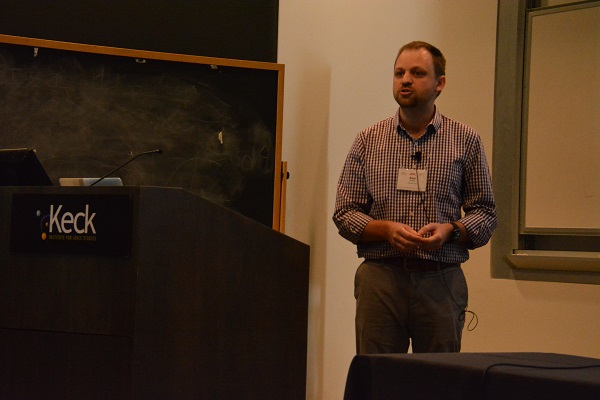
[0,35,284,229]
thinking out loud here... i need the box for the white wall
[277,1,600,399]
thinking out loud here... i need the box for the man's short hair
[396,41,446,78]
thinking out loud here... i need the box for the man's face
[393,48,445,109]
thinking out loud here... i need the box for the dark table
[344,352,600,400]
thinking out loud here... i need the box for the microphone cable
[412,144,479,333]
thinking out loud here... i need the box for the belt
[373,257,460,272]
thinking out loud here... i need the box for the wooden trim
[0,34,283,71]
[271,67,285,231]
[278,161,289,233]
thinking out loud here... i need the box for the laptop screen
[0,148,53,186]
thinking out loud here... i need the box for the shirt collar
[395,106,443,137]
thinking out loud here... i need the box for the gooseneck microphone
[90,149,162,186]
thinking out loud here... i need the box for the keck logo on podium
[39,204,98,243]
[10,193,133,257]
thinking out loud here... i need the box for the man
[333,41,497,354]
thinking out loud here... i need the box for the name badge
[397,169,427,192]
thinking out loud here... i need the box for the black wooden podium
[0,186,310,400]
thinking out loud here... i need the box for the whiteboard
[522,3,600,232]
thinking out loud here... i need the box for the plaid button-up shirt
[333,107,497,264]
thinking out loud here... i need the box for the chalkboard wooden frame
[0,34,285,230]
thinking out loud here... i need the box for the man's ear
[435,75,446,97]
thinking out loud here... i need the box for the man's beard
[395,92,419,108]
[394,87,437,108]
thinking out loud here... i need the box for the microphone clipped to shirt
[412,151,422,163]
[89,149,162,186]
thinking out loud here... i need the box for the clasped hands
[387,221,452,253]
[362,220,454,253]
[361,220,453,253]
